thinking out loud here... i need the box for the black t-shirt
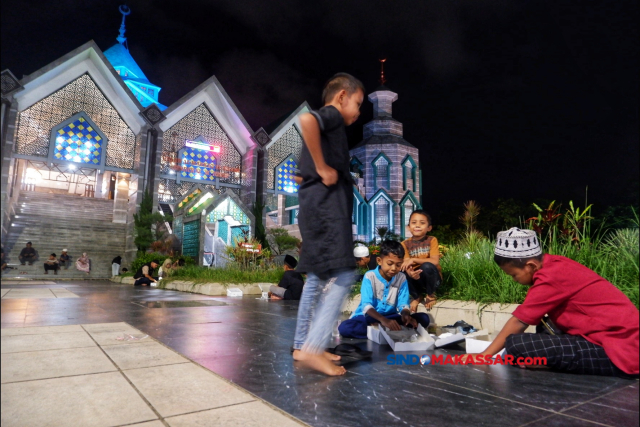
[297,106,356,275]
[112,256,122,265]
[19,247,36,257]
[278,270,305,300]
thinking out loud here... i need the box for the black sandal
[326,344,372,360]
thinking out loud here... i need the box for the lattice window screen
[15,74,137,169]
[266,126,303,190]
[161,104,242,185]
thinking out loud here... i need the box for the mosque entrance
[20,159,102,198]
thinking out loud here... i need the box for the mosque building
[0,7,422,269]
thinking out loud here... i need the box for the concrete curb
[109,277,272,295]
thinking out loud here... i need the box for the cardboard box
[367,324,386,345]
[379,324,435,352]
[227,288,243,297]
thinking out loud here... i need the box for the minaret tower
[349,60,421,240]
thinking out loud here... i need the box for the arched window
[404,200,415,228]
[402,155,417,192]
[375,198,390,228]
[373,154,391,189]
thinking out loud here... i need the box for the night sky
[2,0,638,220]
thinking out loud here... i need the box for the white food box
[434,332,466,348]
[464,330,492,354]
[367,324,386,344]
[379,324,435,352]
[226,288,243,297]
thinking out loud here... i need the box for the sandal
[326,344,372,360]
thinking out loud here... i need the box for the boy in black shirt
[292,73,364,376]
[269,255,305,300]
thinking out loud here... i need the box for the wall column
[113,173,129,224]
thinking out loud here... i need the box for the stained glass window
[276,157,299,194]
[266,126,303,190]
[52,116,103,166]
[179,146,217,183]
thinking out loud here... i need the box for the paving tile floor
[1,280,638,427]
[0,321,305,427]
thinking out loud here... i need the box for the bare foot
[292,349,341,362]
[424,294,437,310]
[294,350,347,376]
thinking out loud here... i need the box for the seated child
[59,249,71,270]
[339,240,430,339]
[474,227,639,377]
[44,253,59,275]
[269,255,305,300]
[400,210,442,311]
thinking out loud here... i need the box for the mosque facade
[0,7,422,266]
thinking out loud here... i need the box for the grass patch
[439,228,639,308]
[164,265,284,285]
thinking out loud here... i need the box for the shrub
[267,228,300,255]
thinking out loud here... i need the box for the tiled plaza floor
[1,280,638,427]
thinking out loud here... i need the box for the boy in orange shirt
[400,210,442,311]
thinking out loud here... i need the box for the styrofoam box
[464,330,492,354]
[434,332,465,348]
[367,324,386,345]
[227,288,243,297]
[380,324,435,352]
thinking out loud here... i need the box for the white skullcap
[62,249,68,252]
[353,246,370,258]
[495,227,542,258]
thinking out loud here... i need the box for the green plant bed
[439,230,639,308]
[165,265,285,285]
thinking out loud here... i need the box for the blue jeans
[293,268,356,354]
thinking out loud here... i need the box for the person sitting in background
[19,242,37,266]
[76,253,91,275]
[159,258,180,277]
[133,261,160,286]
[112,255,122,277]
[44,253,59,275]
[59,249,71,270]
[121,268,129,274]
[269,255,305,300]
[354,245,370,269]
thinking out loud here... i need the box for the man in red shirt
[475,227,639,377]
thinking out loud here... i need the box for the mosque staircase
[2,191,127,279]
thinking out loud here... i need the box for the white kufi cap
[353,245,370,258]
[495,227,542,258]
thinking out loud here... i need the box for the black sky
[2,0,638,219]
